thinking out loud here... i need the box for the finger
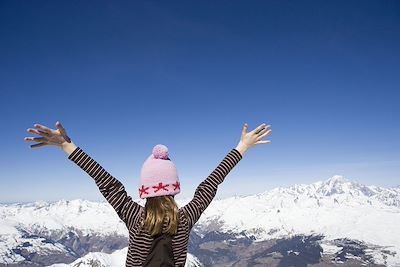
[255,140,271,145]
[62,133,71,143]
[27,128,50,137]
[252,123,267,134]
[56,121,71,143]
[257,129,272,140]
[24,137,46,142]
[30,142,47,148]
[55,121,66,132]
[242,123,248,137]
[33,123,53,134]
[256,125,271,136]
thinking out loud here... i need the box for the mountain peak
[317,175,358,196]
[326,175,348,184]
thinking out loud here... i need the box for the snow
[196,175,400,265]
[0,199,128,237]
[47,248,202,267]
[48,248,127,267]
[1,175,399,266]
[320,242,342,255]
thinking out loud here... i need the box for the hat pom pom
[152,144,169,159]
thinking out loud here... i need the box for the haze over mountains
[1,175,399,266]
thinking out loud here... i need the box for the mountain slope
[47,248,203,267]
[1,175,399,266]
[194,175,400,266]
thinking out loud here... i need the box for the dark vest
[142,233,174,267]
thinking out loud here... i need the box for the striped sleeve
[68,146,143,228]
[182,148,243,229]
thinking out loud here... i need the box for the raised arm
[64,142,143,228]
[182,148,242,229]
[24,121,143,228]
[182,122,272,229]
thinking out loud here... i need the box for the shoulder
[130,207,146,230]
[178,208,190,227]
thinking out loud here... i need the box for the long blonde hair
[143,195,179,236]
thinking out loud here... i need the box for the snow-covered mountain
[194,175,400,266]
[47,248,202,267]
[1,175,399,266]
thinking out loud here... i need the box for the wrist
[61,141,77,156]
[235,142,249,156]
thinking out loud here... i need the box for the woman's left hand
[24,121,71,149]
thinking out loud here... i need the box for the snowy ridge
[48,248,128,267]
[0,199,129,265]
[284,175,400,206]
[196,175,400,265]
[1,175,400,266]
[47,248,203,267]
[0,199,130,236]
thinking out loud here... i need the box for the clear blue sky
[1,1,399,203]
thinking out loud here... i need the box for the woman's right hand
[24,121,72,149]
[235,123,272,156]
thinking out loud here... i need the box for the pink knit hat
[138,144,180,199]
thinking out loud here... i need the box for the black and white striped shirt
[68,146,243,266]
